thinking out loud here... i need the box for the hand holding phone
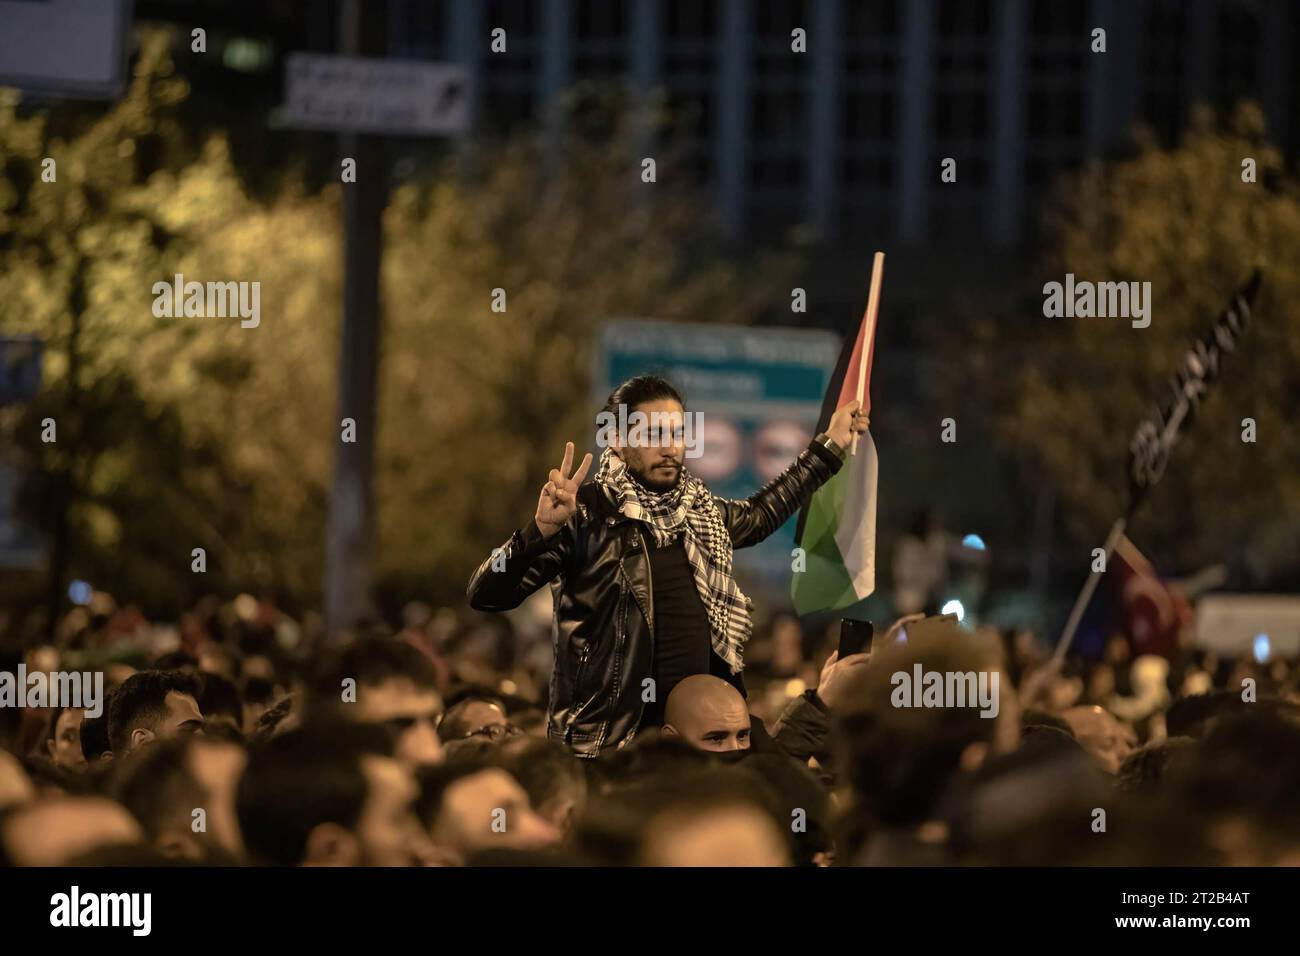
[838,619,874,659]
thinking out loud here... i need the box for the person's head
[311,637,444,768]
[769,613,805,676]
[438,694,514,745]
[240,677,278,735]
[494,736,587,833]
[1167,709,1300,865]
[833,624,1018,834]
[662,675,751,752]
[0,797,142,866]
[741,753,832,865]
[419,763,559,865]
[1164,690,1298,739]
[108,670,204,755]
[941,745,1116,866]
[1061,705,1136,775]
[601,374,686,492]
[196,672,243,735]
[47,707,86,771]
[636,768,790,867]
[197,642,243,683]
[112,735,247,862]
[237,723,429,866]
[584,733,710,799]
[1118,736,1197,793]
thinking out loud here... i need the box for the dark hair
[308,637,439,717]
[1017,724,1086,762]
[1168,710,1300,851]
[152,651,199,671]
[253,695,294,743]
[241,677,277,707]
[1166,691,1300,739]
[415,761,495,830]
[495,736,585,814]
[833,631,1004,829]
[1118,736,1197,793]
[1020,709,1073,739]
[197,673,243,727]
[740,754,831,866]
[45,706,71,745]
[570,762,779,866]
[602,375,683,418]
[80,692,114,762]
[584,733,709,797]
[236,722,392,866]
[108,670,202,755]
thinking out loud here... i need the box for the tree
[957,105,1300,574]
[1,43,798,623]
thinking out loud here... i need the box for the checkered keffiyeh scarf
[594,447,752,673]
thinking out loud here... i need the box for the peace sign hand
[535,442,593,539]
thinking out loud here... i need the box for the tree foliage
[1,30,796,620]
[957,105,1300,573]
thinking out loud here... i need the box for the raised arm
[715,402,868,549]
[467,442,592,611]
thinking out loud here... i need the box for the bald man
[662,675,752,752]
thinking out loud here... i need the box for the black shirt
[640,535,743,728]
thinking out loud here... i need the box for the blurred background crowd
[2,591,1298,866]
[3,1,1300,868]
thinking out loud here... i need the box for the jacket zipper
[565,641,591,742]
[628,525,653,740]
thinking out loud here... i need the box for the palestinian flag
[791,289,880,615]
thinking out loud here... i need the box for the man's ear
[129,727,156,751]
[46,737,57,758]
[661,723,679,738]
[301,822,361,867]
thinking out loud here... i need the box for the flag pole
[1051,514,1129,665]
[852,251,885,456]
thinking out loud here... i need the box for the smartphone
[838,619,874,659]
[900,613,961,643]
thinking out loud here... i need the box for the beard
[629,458,682,493]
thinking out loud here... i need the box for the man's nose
[403,722,445,766]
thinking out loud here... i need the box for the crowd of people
[1,589,1298,867]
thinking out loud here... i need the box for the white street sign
[282,53,471,136]
[0,0,130,98]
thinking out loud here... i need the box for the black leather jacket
[467,436,846,757]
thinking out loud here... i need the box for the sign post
[279,2,472,638]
